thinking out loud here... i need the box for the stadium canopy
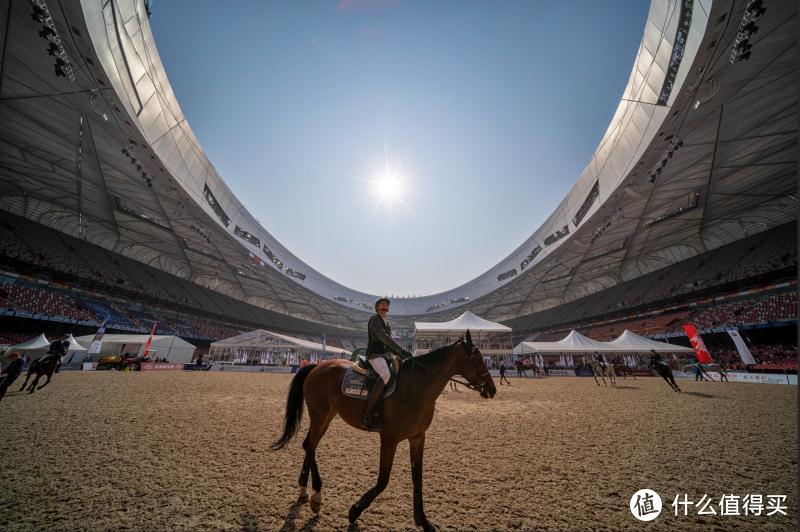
[514,330,693,354]
[74,334,196,363]
[209,329,350,366]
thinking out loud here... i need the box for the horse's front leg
[410,433,434,531]
[37,373,52,390]
[28,375,41,393]
[349,437,398,524]
[18,373,31,392]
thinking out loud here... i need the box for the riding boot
[362,379,386,431]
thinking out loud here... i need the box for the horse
[18,354,60,394]
[590,359,616,387]
[612,363,636,380]
[515,360,529,378]
[650,359,681,392]
[270,330,496,531]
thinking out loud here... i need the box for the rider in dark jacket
[363,298,412,430]
[0,352,24,401]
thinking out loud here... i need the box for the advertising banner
[683,323,712,363]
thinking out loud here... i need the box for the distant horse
[515,360,529,377]
[591,359,616,387]
[271,330,496,531]
[650,359,681,392]
[612,363,636,380]
[18,355,60,394]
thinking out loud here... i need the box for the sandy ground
[0,371,795,531]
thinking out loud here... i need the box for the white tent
[62,333,89,367]
[74,334,196,363]
[209,329,349,365]
[7,333,50,351]
[514,329,694,354]
[605,330,694,353]
[414,311,512,332]
[414,311,513,360]
[5,333,51,361]
[513,330,610,354]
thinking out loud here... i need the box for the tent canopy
[415,311,512,332]
[514,330,609,354]
[605,330,694,353]
[211,329,349,355]
[7,333,51,352]
[66,334,87,351]
[74,334,196,362]
[513,329,694,354]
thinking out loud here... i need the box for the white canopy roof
[7,333,50,352]
[514,330,609,354]
[605,330,694,353]
[514,329,694,354]
[211,329,350,355]
[415,311,512,332]
[66,334,88,351]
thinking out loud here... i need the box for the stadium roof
[0,0,795,330]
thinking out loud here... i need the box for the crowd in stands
[691,292,797,329]
[0,212,360,343]
[1,283,95,321]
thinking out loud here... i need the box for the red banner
[143,321,157,357]
[683,323,712,363]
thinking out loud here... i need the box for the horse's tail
[270,364,317,451]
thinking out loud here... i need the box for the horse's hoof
[348,503,361,524]
[415,518,435,531]
[297,486,308,502]
[309,490,321,513]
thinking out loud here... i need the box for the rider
[363,298,412,430]
[592,351,606,367]
[648,350,665,367]
[46,334,69,373]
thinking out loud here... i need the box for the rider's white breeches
[369,357,391,385]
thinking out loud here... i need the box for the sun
[372,171,406,204]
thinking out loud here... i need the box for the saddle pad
[341,365,397,399]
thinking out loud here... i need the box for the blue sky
[150,1,650,297]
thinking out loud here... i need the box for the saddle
[342,355,400,399]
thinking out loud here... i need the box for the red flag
[683,323,712,363]
[143,321,158,357]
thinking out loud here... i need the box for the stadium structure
[0,0,796,358]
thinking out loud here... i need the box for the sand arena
[0,371,795,530]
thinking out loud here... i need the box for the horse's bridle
[408,341,489,395]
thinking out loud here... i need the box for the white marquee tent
[74,334,196,363]
[605,330,694,353]
[209,329,350,366]
[414,311,513,360]
[514,329,694,354]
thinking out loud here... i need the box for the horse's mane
[414,340,463,364]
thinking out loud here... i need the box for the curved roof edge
[79,0,710,316]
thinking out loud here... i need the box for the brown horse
[271,331,496,531]
[18,355,60,394]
